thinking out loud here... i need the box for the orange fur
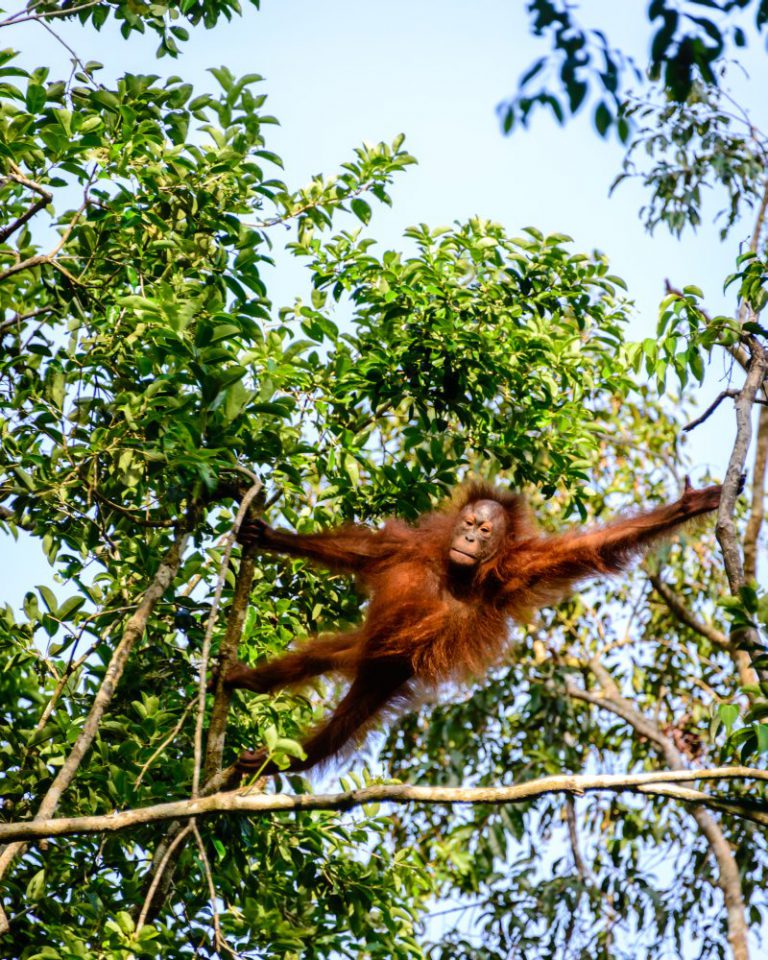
[230,480,722,775]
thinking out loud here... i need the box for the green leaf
[58,596,86,620]
[274,737,307,760]
[718,703,739,733]
[350,198,372,225]
[25,82,46,111]
[594,101,612,137]
[26,869,46,901]
[37,585,58,614]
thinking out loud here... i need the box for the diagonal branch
[568,659,751,960]
[193,480,262,798]
[0,521,193,931]
[139,479,263,926]
[648,572,729,648]
[0,0,101,28]
[0,173,52,244]
[0,171,94,285]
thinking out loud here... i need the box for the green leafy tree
[1,4,767,960]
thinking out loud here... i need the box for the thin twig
[0,306,54,338]
[135,822,194,933]
[0,0,101,28]
[0,183,52,244]
[191,823,239,957]
[33,640,99,733]
[92,489,176,527]
[683,390,740,433]
[135,697,197,790]
[0,195,89,284]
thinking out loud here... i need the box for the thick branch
[747,175,768,258]
[744,404,768,582]
[714,339,767,693]
[716,339,768,593]
[0,767,765,844]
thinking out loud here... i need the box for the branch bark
[0,172,52,243]
[743,404,768,582]
[0,767,765,845]
[714,337,767,689]
[203,544,257,782]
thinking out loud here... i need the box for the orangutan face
[448,500,507,568]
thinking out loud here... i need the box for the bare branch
[0,305,54,338]
[715,337,768,691]
[203,543,256,783]
[0,767,766,845]
[636,781,768,827]
[191,823,235,957]
[0,174,52,244]
[135,823,194,933]
[683,390,740,433]
[747,175,768,257]
[568,662,751,960]
[0,170,95,284]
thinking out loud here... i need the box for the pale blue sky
[4,0,768,608]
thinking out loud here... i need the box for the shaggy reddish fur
[229,479,722,776]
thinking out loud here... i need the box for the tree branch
[715,338,768,691]
[648,572,729,648]
[683,390,740,433]
[0,173,52,244]
[0,522,193,907]
[568,662,751,960]
[0,0,101,28]
[138,479,262,925]
[0,767,765,845]
[0,183,91,285]
[192,480,262,798]
[743,404,768,582]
